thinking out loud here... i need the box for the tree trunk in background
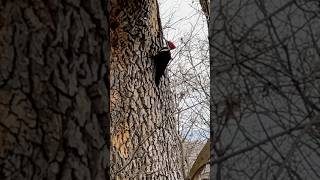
[110,0,182,179]
[209,0,215,178]
[0,0,109,180]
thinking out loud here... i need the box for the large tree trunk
[110,0,182,179]
[0,0,110,180]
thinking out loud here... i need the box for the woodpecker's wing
[154,49,171,86]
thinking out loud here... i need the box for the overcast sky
[159,0,208,45]
[159,0,210,140]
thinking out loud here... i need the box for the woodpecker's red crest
[167,41,176,50]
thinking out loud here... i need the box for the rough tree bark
[0,0,110,180]
[110,0,182,179]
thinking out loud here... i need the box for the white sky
[158,0,209,140]
[159,0,208,45]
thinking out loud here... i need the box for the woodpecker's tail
[155,74,161,86]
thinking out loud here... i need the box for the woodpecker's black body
[154,48,172,86]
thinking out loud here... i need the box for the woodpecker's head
[160,40,176,52]
[167,41,176,50]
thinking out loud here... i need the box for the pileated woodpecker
[154,40,176,86]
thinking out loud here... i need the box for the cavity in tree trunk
[0,0,110,179]
[110,0,182,179]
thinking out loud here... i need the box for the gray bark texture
[110,0,182,179]
[0,0,110,180]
